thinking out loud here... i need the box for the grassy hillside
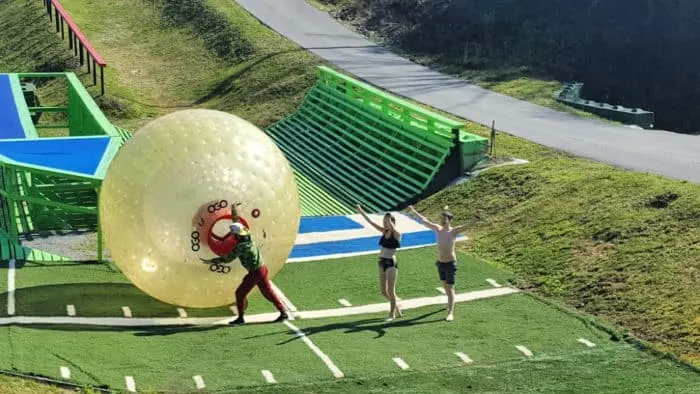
[413,122,700,366]
[51,0,322,131]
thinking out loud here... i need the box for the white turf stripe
[298,287,517,320]
[338,299,352,307]
[284,320,344,378]
[193,375,205,389]
[121,306,132,318]
[436,287,446,295]
[295,213,426,245]
[7,259,15,316]
[270,281,297,320]
[262,370,277,384]
[125,376,136,392]
[177,308,188,318]
[0,287,519,327]
[60,366,70,379]
[516,345,533,357]
[287,237,469,263]
[578,338,596,347]
[486,279,502,288]
[66,305,76,317]
[392,357,409,370]
[455,352,473,364]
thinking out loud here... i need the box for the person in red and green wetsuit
[205,222,288,325]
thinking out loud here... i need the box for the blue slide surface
[0,137,111,176]
[0,74,26,139]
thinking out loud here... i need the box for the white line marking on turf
[455,352,473,364]
[7,259,15,316]
[436,287,446,295]
[193,375,205,389]
[60,366,70,379]
[125,376,136,392]
[0,287,519,327]
[516,345,533,357]
[66,305,76,317]
[177,308,188,318]
[122,306,132,318]
[392,357,409,370]
[271,281,297,320]
[578,338,596,347]
[338,299,352,307]
[486,279,502,287]
[284,320,344,378]
[262,370,277,384]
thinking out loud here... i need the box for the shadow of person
[245,308,445,344]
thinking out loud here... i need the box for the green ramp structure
[0,72,131,262]
[267,66,489,216]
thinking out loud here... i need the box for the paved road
[236,0,700,183]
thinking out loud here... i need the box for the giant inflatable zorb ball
[99,109,300,308]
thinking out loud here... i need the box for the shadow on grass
[246,308,446,344]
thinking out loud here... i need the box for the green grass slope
[52,0,321,131]
[413,126,700,366]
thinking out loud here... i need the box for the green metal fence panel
[265,66,489,214]
[65,73,119,137]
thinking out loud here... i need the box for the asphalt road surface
[236,0,700,183]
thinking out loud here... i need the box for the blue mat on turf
[298,216,363,233]
[289,230,462,259]
[0,137,111,175]
[0,75,26,139]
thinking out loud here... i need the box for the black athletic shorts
[378,257,397,271]
[436,261,457,285]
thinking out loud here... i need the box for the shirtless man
[408,205,470,321]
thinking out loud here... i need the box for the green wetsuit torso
[214,235,263,272]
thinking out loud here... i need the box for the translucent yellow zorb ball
[99,109,300,308]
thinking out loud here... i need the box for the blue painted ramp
[0,75,26,139]
[0,137,111,176]
[298,216,363,233]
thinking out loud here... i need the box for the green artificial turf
[2,260,274,318]
[276,248,515,310]
[0,293,697,393]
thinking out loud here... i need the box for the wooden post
[100,67,105,96]
[68,30,73,49]
[490,120,496,156]
[92,60,97,85]
[87,54,91,73]
[79,43,84,66]
[60,18,64,39]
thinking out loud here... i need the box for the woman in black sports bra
[357,204,403,321]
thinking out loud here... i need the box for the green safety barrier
[266,66,488,215]
[0,72,124,262]
[555,82,655,128]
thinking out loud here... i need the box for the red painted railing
[42,0,107,95]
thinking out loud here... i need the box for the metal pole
[100,67,105,96]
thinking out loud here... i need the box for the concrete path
[235,0,700,183]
